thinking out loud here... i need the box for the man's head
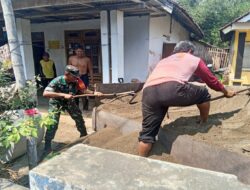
[64,65,79,82]
[173,41,196,54]
[74,46,85,58]
[42,52,50,61]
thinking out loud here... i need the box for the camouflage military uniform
[44,75,87,149]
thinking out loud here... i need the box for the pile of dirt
[97,86,250,156]
[83,127,176,163]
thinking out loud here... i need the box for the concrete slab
[0,178,28,190]
[94,110,141,133]
[29,144,250,190]
[158,129,250,184]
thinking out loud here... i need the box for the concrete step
[29,144,250,190]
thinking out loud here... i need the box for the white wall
[148,15,189,72]
[31,20,100,75]
[124,16,150,82]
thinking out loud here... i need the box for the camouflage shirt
[45,76,78,105]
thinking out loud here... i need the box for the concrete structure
[0,178,28,190]
[0,110,45,164]
[93,109,250,185]
[29,144,250,190]
[220,11,250,85]
[0,0,203,84]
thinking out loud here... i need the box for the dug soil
[95,85,250,156]
[83,127,177,163]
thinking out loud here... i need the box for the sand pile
[93,86,250,157]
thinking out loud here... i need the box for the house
[220,11,250,86]
[0,0,203,83]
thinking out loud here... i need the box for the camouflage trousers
[44,100,87,144]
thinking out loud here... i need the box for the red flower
[24,108,39,116]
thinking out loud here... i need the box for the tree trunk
[0,0,26,89]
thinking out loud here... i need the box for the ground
[1,85,250,187]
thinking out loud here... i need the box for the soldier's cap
[65,65,80,77]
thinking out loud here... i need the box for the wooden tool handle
[210,87,250,102]
[73,91,135,98]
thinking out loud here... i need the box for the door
[65,30,102,83]
[162,43,176,59]
[31,32,45,76]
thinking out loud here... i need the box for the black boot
[43,141,52,157]
[80,131,88,138]
[83,97,89,111]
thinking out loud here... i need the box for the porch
[0,0,203,84]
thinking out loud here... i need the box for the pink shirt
[144,53,224,92]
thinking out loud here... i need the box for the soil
[83,127,176,163]
[97,86,250,156]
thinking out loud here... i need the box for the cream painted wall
[31,20,100,75]
[148,16,189,73]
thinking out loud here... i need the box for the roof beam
[222,22,250,34]
[20,10,100,19]
[0,0,95,11]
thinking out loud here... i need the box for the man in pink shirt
[138,41,236,157]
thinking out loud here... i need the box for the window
[243,42,250,69]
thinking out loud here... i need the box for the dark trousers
[42,78,53,88]
[77,74,90,110]
[44,100,87,147]
[139,81,211,143]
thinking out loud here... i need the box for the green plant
[0,68,55,148]
[0,113,56,148]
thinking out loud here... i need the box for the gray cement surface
[158,129,250,184]
[29,144,250,190]
[0,178,28,190]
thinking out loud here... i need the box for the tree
[176,0,250,47]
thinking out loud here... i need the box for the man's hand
[224,89,236,98]
[94,91,103,97]
[64,94,73,99]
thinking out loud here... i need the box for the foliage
[0,67,55,148]
[176,0,250,47]
[0,113,56,148]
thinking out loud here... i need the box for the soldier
[43,65,102,154]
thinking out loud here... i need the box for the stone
[29,144,250,190]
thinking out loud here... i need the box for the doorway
[65,30,102,83]
[31,32,45,76]
[162,43,176,58]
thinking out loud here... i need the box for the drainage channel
[91,110,250,185]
